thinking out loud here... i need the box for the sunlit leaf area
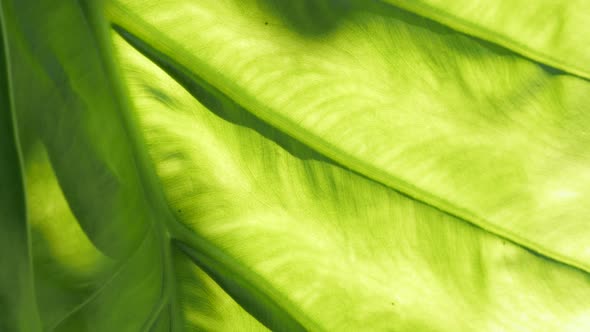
[1,0,590,331]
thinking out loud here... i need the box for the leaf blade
[112,21,590,330]
[108,0,590,273]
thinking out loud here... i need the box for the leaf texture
[1,0,589,331]
[0,13,42,330]
[108,0,590,273]
[383,0,590,80]
[111,14,590,330]
[0,0,264,330]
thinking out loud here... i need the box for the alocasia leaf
[1,0,590,331]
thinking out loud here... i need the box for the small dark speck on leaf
[264,21,268,25]
[178,209,182,212]
[391,302,395,306]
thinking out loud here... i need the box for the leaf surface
[109,0,590,328]
[0,13,41,330]
[1,0,590,331]
[108,0,590,273]
[0,0,265,331]
[383,0,590,80]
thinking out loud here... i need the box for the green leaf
[0,0,265,330]
[2,0,590,331]
[108,0,590,273]
[0,14,41,331]
[382,0,590,80]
